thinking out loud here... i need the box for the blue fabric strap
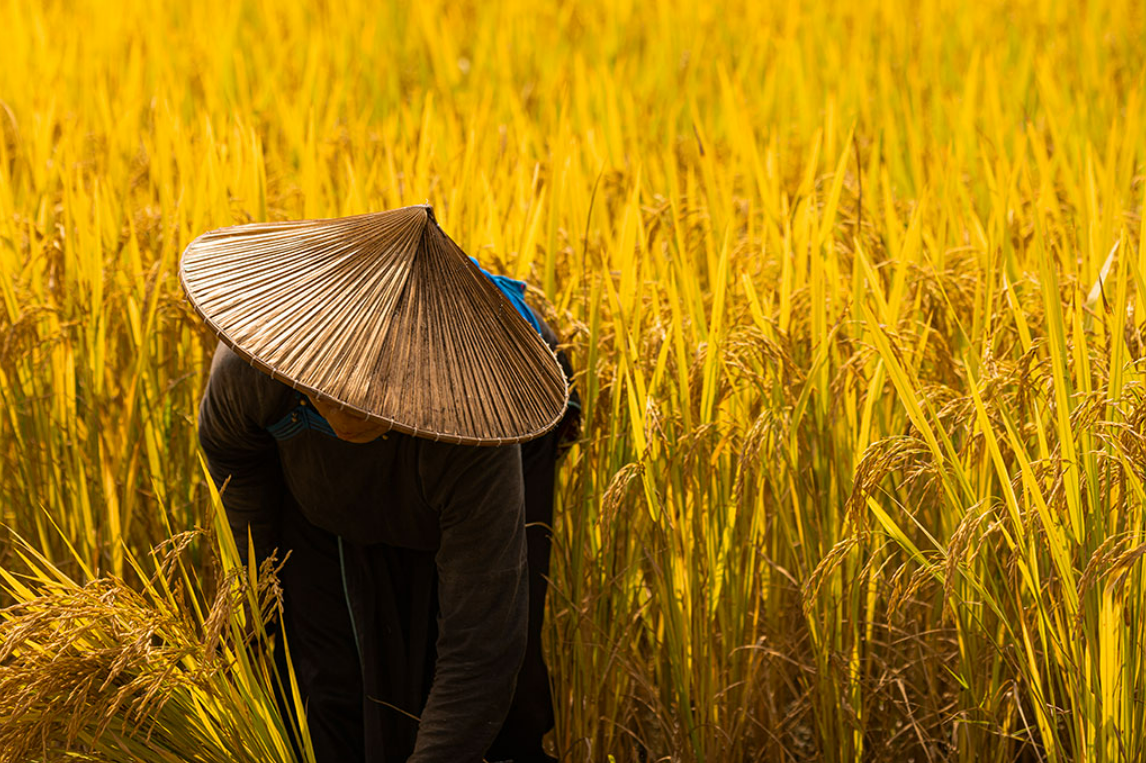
[470,258,543,334]
[267,393,338,441]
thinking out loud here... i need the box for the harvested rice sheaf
[0,534,292,763]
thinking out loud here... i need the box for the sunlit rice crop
[1,0,1145,760]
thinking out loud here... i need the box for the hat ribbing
[180,206,569,445]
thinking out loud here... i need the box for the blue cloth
[267,393,338,440]
[470,258,543,334]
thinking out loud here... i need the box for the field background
[2,0,1145,760]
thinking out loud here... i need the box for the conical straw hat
[180,205,569,445]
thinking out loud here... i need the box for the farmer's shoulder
[205,342,293,425]
[209,342,278,385]
[531,308,559,348]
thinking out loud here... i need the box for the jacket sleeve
[197,343,286,565]
[410,443,528,763]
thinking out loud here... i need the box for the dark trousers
[277,434,559,763]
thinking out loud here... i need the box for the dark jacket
[198,342,529,761]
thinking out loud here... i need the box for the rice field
[1,0,1145,760]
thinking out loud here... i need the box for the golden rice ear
[179,205,569,445]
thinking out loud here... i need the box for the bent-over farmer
[181,205,580,763]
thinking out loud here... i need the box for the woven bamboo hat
[180,205,569,445]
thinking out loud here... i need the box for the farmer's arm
[197,342,287,565]
[410,443,528,763]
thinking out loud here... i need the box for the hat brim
[180,206,569,446]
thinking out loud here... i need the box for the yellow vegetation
[1,0,1145,760]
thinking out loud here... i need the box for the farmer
[181,205,579,763]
